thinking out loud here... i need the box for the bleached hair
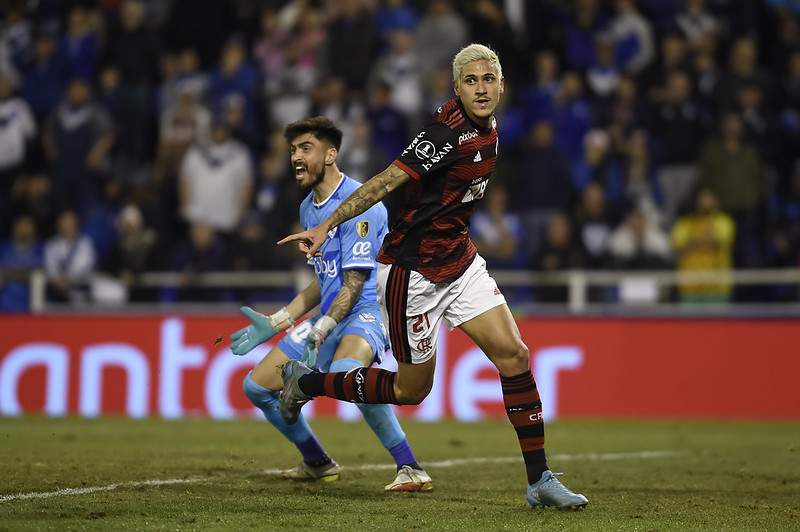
[452,44,502,87]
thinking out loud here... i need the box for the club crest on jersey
[356,221,369,238]
[327,227,338,239]
[459,130,478,145]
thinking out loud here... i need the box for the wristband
[269,307,294,332]
[312,315,338,339]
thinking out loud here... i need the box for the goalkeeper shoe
[526,471,588,509]
[280,460,340,482]
[384,465,434,492]
[279,360,312,425]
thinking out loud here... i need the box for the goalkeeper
[229,116,432,492]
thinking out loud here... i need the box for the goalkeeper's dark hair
[284,116,343,151]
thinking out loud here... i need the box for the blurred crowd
[1,0,800,310]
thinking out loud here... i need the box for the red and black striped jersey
[377,98,498,283]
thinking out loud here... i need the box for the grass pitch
[1,416,798,531]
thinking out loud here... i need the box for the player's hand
[300,315,337,368]
[229,306,293,356]
[278,224,329,259]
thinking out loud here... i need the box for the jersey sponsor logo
[352,241,372,256]
[415,140,436,160]
[313,257,338,278]
[401,131,426,157]
[461,178,488,203]
[358,312,376,323]
[473,151,482,162]
[356,221,369,238]
[421,142,453,171]
[458,130,478,145]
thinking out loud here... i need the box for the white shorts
[376,254,506,364]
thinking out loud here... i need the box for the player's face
[289,133,328,189]
[454,59,504,128]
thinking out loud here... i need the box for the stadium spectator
[337,118,390,185]
[41,77,115,215]
[310,76,363,143]
[44,208,97,303]
[154,85,212,185]
[261,44,316,131]
[520,49,560,126]
[462,0,521,81]
[322,0,378,92]
[59,5,99,81]
[367,29,424,128]
[206,36,260,146]
[367,81,409,163]
[251,9,290,80]
[551,70,594,165]
[670,187,735,303]
[648,33,690,105]
[619,129,663,228]
[471,185,525,269]
[375,0,419,48]
[0,214,43,311]
[102,203,157,302]
[279,44,589,510]
[531,212,586,302]
[13,27,68,124]
[574,180,616,271]
[607,207,673,270]
[178,117,254,239]
[673,0,719,55]
[544,0,610,71]
[716,37,773,115]
[509,120,573,261]
[0,73,36,196]
[735,83,778,167]
[609,0,656,76]
[415,0,469,78]
[251,139,300,254]
[766,161,800,270]
[596,75,650,144]
[570,128,624,209]
[230,116,433,491]
[698,111,765,267]
[1,173,61,241]
[162,221,229,302]
[82,180,126,265]
[691,47,722,114]
[651,69,710,226]
[585,33,622,105]
[163,0,236,69]
[156,48,208,115]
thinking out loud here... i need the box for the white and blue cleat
[279,360,313,424]
[527,471,589,510]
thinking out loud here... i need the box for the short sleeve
[339,206,383,270]
[393,122,460,180]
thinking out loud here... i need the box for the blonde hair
[452,44,502,87]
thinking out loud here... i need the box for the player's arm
[300,268,369,367]
[278,164,411,257]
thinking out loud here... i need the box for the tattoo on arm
[327,165,409,229]
[326,269,368,323]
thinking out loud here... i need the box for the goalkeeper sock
[242,372,328,464]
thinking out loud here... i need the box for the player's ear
[499,76,505,94]
[325,147,337,166]
[452,79,460,96]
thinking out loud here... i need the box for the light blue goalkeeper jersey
[299,174,388,315]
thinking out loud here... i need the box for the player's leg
[281,263,442,413]
[243,332,338,481]
[329,328,432,491]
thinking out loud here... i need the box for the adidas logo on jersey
[473,151,482,162]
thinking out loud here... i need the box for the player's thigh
[250,347,291,391]
[458,304,529,376]
[332,334,374,367]
[394,357,437,405]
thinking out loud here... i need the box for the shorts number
[411,313,431,334]
[288,321,312,343]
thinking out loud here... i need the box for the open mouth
[295,164,307,179]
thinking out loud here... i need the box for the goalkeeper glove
[300,315,337,368]
[229,306,294,356]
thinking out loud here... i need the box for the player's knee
[242,373,279,407]
[393,381,432,405]
[492,341,530,376]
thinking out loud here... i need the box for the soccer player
[230,117,432,492]
[278,44,589,509]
